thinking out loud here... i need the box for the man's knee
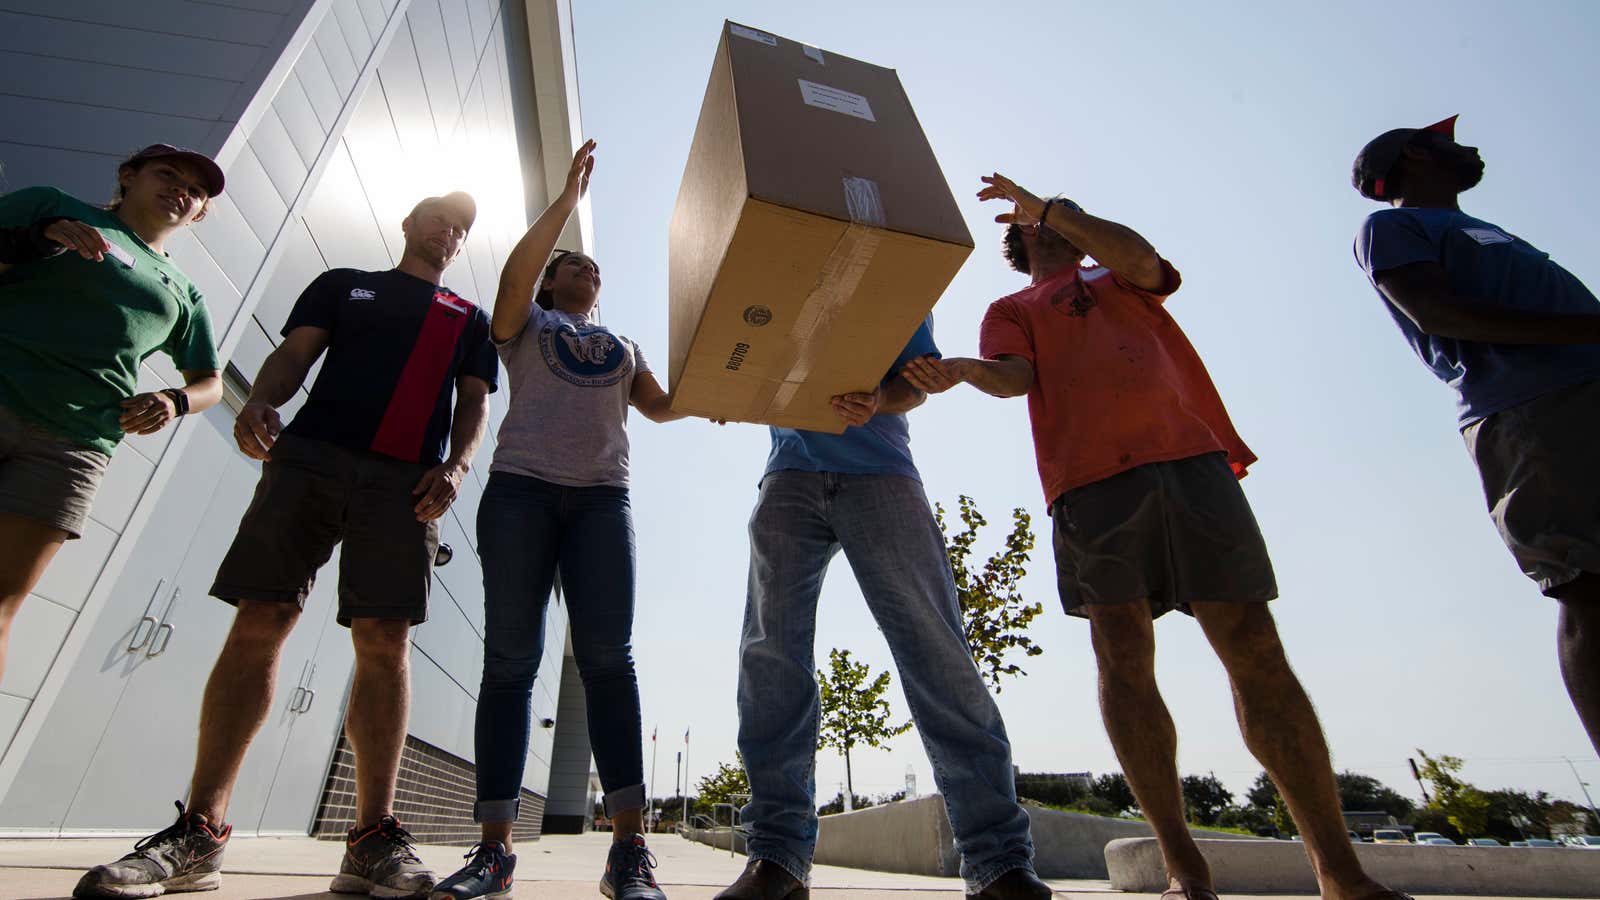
[1194,601,1289,673]
[350,618,412,664]
[1086,602,1157,678]
[229,599,300,646]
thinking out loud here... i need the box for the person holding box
[430,140,685,900]
[76,189,495,900]
[1351,115,1600,756]
[717,331,1049,899]
[900,175,1406,900]
[0,144,224,691]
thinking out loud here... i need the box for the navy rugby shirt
[281,268,498,465]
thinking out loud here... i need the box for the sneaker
[329,815,437,899]
[429,841,516,899]
[600,834,667,899]
[73,801,230,898]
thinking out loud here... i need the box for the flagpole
[683,726,691,826]
[649,725,659,830]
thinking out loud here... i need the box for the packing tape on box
[749,176,887,422]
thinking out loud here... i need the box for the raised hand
[899,355,967,394]
[44,219,112,261]
[978,173,1044,225]
[563,139,597,205]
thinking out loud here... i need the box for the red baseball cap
[1351,115,1458,201]
[126,144,226,198]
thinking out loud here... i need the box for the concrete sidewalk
[0,832,1584,899]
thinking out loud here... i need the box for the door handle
[146,623,176,657]
[126,615,158,653]
[297,688,316,713]
[288,686,306,712]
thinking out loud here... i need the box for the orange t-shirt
[978,261,1255,504]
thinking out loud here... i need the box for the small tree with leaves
[1416,749,1490,838]
[936,495,1045,692]
[817,648,911,807]
[697,755,751,809]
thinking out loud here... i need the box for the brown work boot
[714,859,809,899]
[968,867,1054,899]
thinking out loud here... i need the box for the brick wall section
[313,733,546,846]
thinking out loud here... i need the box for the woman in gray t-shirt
[435,142,686,900]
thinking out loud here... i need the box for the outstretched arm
[979,173,1166,293]
[492,140,595,343]
[630,372,688,423]
[901,354,1034,398]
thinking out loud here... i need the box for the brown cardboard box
[668,21,973,433]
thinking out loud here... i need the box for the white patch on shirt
[1462,227,1513,246]
[350,288,376,300]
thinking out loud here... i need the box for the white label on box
[730,24,777,45]
[797,79,875,122]
[803,44,826,65]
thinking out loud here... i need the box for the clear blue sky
[567,0,1600,809]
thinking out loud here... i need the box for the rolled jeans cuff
[603,783,647,817]
[475,797,521,824]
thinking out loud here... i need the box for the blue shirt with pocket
[1354,207,1600,427]
[764,317,939,481]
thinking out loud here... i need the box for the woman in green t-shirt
[0,144,227,686]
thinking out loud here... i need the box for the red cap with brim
[127,144,226,198]
[1352,115,1458,201]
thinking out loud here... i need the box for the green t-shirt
[0,187,220,455]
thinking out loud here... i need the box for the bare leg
[0,512,68,685]
[482,821,514,852]
[347,618,412,828]
[1085,601,1211,895]
[1192,602,1394,900]
[612,808,644,839]
[1555,576,1600,757]
[188,600,301,822]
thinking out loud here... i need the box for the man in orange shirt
[901,174,1404,900]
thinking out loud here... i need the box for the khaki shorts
[1051,451,1278,619]
[0,404,110,539]
[1464,378,1600,598]
[210,433,438,625]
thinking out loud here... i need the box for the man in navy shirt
[77,193,498,900]
[716,319,1049,900]
[1352,115,1600,758]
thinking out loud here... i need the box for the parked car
[1467,837,1504,847]
[1413,831,1446,844]
[1525,839,1563,848]
[1560,834,1600,849]
[1348,830,1362,843]
[1372,829,1409,844]
[1423,837,1458,846]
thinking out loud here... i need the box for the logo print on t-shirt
[540,321,630,387]
[350,288,376,300]
[1046,282,1097,317]
[1462,227,1513,246]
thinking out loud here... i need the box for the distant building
[1343,811,1408,838]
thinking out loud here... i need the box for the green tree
[1416,749,1490,837]
[1182,774,1234,826]
[1335,771,1415,821]
[697,755,751,809]
[936,495,1045,692]
[1244,771,1295,836]
[1092,772,1137,815]
[817,648,912,806]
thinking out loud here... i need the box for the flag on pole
[652,726,657,742]
[684,726,690,744]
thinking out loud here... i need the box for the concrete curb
[1105,837,1600,897]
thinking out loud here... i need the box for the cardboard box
[668,21,973,433]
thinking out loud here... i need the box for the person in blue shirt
[715,321,1049,900]
[1352,114,1600,758]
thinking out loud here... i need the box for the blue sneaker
[430,842,516,899]
[601,834,666,899]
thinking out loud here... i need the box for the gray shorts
[210,433,438,626]
[0,404,111,539]
[1051,451,1278,619]
[1464,378,1600,598]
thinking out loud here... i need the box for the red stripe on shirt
[370,291,470,462]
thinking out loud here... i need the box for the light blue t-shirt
[1354,207,1600,427]
[764,318,939,481]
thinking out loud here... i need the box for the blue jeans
[737,471,1035,892]
[474,471,646,822]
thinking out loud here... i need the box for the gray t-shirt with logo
[490,306,649,488]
